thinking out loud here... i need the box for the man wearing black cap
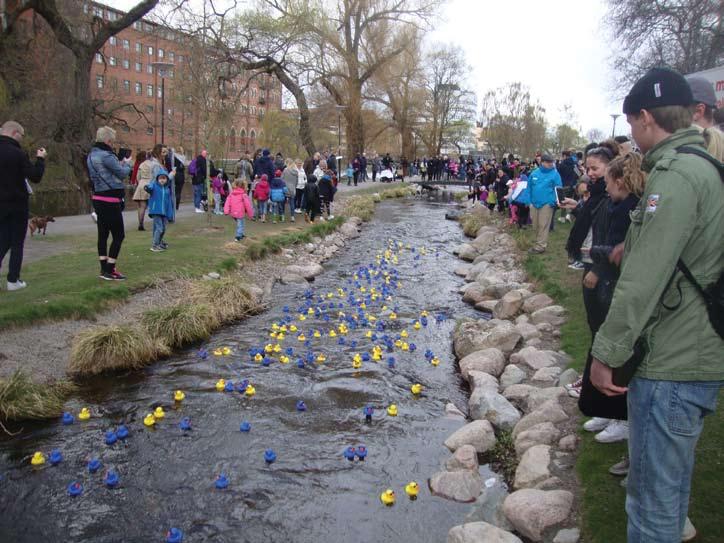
[590,67,724,543]
[685,75,723,161]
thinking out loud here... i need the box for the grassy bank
[512,220,723,543]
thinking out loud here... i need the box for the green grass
[513,221,724,543]
[0,371,76,421]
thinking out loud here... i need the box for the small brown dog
[28,215,55,236]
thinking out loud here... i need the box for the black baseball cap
[685,76,717,108]
[622,67,693,115]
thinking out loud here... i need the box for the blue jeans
[257,200,267,217]
[152,216,167,247]
[193,184,203,209]
[214,193,222,213]
[626,377,721,543]
[235,218,245,239]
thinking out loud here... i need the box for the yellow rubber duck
[299,314,306,321]
[431,357,440,367]
[387,404,398,416]
[213,348,223,356]
[307,307,315,315]
[280,325,288,333]
[298,334,306,342]
[174,390,185,402]
[313,330,322,338]
[401,342,409,351]
[369,315,377,322]
[327,292,334,299]
[143,413,156,427]
[290,325,298,332]
[245,384,256,397]
[31,452,46,466]
[353,353,362,364]
[215,379,226,391]
[421,310,429,317]
[153,406,165,419]
[271,323,280,331]
[400,330,408,338]
[338,311,346,318]
[222,347,232,356]
[413,321,422,330]
[411,383,423,395]
[380,489,396,506]
[264,344,274,354]
[365,331,373,338]
[352,359,362,369]
[360,286,367,293]
[269,331,278,339]
[389,312,397,320]
[279,355,290,364]
[254,353,263,362]
[329,330,337,338]
[273,344,282,353]
[78,407,91,421]
[405,482,419,499]
[316,354,327,363]
[394,339,403,348]
[277,333,285,341]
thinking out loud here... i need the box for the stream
[0,198,499,543]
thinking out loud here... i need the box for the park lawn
[0,212,309,329]
[514,221,723,543]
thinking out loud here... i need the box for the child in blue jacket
[269,170,290,223]
[144,169,175,252]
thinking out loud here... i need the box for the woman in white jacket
[294,159,307,213]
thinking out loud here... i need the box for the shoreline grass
[0,371,76,422]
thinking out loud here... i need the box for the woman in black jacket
[317,173,336,220]
[304,175,321,223]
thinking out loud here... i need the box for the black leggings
[93,200,125,259]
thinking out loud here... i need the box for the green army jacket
[592,128,724,381]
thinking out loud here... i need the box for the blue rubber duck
[338,337,346,345]
[105,430,118,446]
[296,359,305,368]
[356,445,368,461]
[224,381,234,392]
[296,400,307,412]
[262,357,272,367]
[67,481,83,497]
[88,458,102,473]
[239,421,251,432]
[387,357,396,368]
[343,446,356,461]
[409,343,417,352]
[116,425,129,440]
[264,449,277,464]
[49,449,63,466]
[215,474,229,489]
[166,527,183,543]
[285,347,294,356]
[198,348,208,360]
[361,352,371,362]
[104,470,119,488]
[179,418,192,431]
[363,405,374,422]
[61,412,74,425]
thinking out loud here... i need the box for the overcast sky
[113,0,625,137]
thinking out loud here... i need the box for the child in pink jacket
[224,180,254,241]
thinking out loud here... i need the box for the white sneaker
[295,209,302,214]
[583,417,611,432]
[7,280,27,291]
[682,517,696,542]
[595,420,629,443]
[328,215,334,219]
[91,211,98,223]
[195,208,205,213]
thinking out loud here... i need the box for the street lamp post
[610,114,621,139]
[151,61,175,145]
[335,104,347,174]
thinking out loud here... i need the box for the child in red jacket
[252,174,270,222]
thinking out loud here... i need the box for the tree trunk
[271,65,316,158]
[345,82,365,157]
[400,125,414,159]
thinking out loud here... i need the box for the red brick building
[85,2,282,156]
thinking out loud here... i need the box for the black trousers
[517,204,530,227]
[93,200,125,260]
[175,181,184,210]
[0,206,29,283]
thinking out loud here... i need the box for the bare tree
[606,0,723,86]
[586,128,607,143]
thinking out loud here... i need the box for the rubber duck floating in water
[165,528,184,543]
[316,354,327,363]
[254,353,263,362]
[363,405,374,422]
[215,474,229,489]
[239,421,252,432]
[343,446,356,461]
[179,418,192,431]
[387,404,398,416]
[264,449,277,464]
[62,412,74,425]
[117,425,129,439]
[49,449,63,465]
[356,446,368,461]
[143,414,156,427]
[30,452,46,466]
[245,384,256,397]
[411,383,423,396]
[222,347,232,355]
[380,489,396,506]
[213,348,223,356]
[88,458,102,473]
[215,379,226,391]
[352,358,362,369]
[78,407,91,421]
[413,321,422,330]
[430,357,440,367]
[174,390,185,402]
[405,482,419,499]
[104,470,119,488]
[154,407,165,419]
[67,481,83,497]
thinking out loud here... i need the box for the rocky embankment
[432,210,581,543]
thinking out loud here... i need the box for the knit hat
[685,76,717,108]
[274,169,282,177]
[261,174,268,181]
[262,149,270,156]
[622,67,693,114]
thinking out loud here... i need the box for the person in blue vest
[527,153,562,254]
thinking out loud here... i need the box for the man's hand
[583,271,599,289]
[36,148,47,159]
[590,358,628,396]
[559,197,577,210]
[609,242,625,266]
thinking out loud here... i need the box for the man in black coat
[0,121,46,291]
[558,149,579,188]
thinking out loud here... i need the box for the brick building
[85,2,282,156]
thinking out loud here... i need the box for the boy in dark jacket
[304,174,321,223]
[318,173,336,219]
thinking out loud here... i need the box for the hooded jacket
[253,151,274,180]
[527,165,562,208]
[86,142,128,199]
[282,166,298,194]
[304,176,320,206]
[269,176,289,203]
[224,187,254,219]
[253,176,270,201]
[318,175,336,201]
[144,170,174,219]
[592,128,724,380]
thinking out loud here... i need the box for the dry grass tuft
[69,325,171,376]
[460,210,491,237]
[0,371,75,421]
[187,278,262,324]
[142,303,218,348]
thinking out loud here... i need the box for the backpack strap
[675,145,724,183]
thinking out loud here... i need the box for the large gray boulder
[513,400,568,438]
[339,222,360,238]
[459,348,506,379]
[454,320,522,358]
[484,282,525,299]
[493,290,524,320]
[465,261,490,281]
[468,370,500,393]
[469,387,521,431]
[510,346,558,370]
[447,522,522,543]
[445,444,479,472]
[500,364,527,389]
[471,231,496,253]
[430,469,482,502]
[502,384,536,405]
[459,244,480,262]
[283,262,324,279]
[530,305,566,326]
[514,445,551,489]
[527,387,566,411]
[503,489,574,541]
[532,366,563,383]
[523,293,554,314]
[455,264,472,277]
[514,422,562,455]
[280,272,308,285]
[444,420,497,453]
[515,322,541,341]
[462,283,488,305]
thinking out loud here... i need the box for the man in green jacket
[590,67,724,542]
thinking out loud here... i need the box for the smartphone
[555,186,574,205]
[117,147,132,161]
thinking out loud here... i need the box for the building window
[135,82,142,95]
[157,86,162,98]
[120,125,130,133]
[178,55,184,63]
[95,53,103,64]
[169,51,175,61]
[133,21,142,30]
[146,105,154,113]
[83,4,89,14]
[147,64,153,74]
[135,62,142,72]
[158,48,164,58]
[146,127,154,135]
[109,36,116,46]
[122,39,130,50]
[168,69,174,78]
[96,75,104,89]
[122,59,130,69]
[110,77,118,90]
[147,84,153,97]
[135,42,142,53]
[123,80,130,93]
[93,6,103,18]
[109,56,116,66]
[147,46,154,56]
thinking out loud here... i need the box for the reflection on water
[0,199,487,543]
